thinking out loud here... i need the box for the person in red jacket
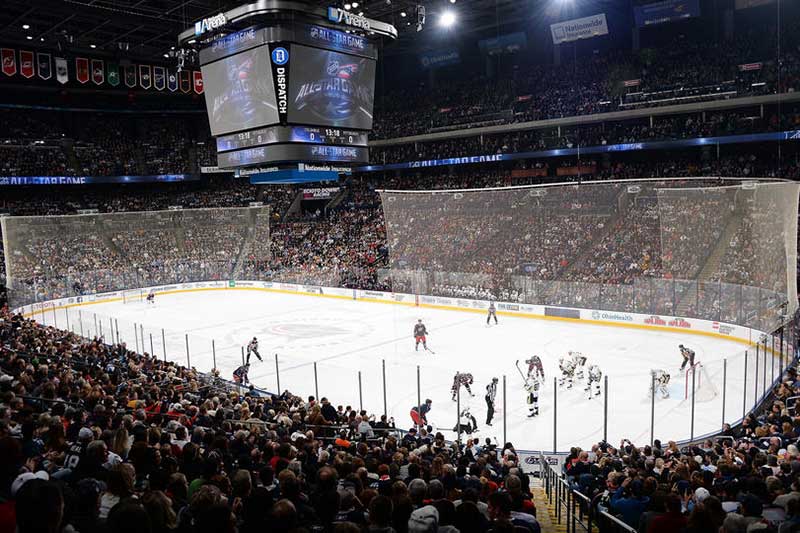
[647,493,687,533]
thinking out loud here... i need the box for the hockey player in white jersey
[569,351,588,381]
[525,374,540,417]
[558,357,576,389]
[650,369,671,399]
[585,365,602,399]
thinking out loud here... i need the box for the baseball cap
[12,471,49,496]
[78,427,94,441]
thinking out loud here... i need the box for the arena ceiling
[0,0,533,59]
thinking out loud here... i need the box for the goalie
[650,369,671,399]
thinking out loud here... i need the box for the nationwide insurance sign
[550,13,609,45]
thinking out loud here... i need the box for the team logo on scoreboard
[271,47,289,65]
[294,51,373,125]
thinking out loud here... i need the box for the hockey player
[247,337,263,363]
[454,408,478,434]
[233,363,250,386]
[146,290,155,304]
[451,372,475,401]
[525,355,545,381]
[585,365,602,399]
[679,344,695,371]
[650,369,671,399]
[486,301,498,325]
[569,351,588,381]
[414,319,429,352]
[524,374,540,417]
[485,377,498,426]
[558,357,576,389]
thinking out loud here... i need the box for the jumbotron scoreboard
[178,2,397,172]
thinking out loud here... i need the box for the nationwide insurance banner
[419,49,460,69]
[633,0,700,27]
[550,13,609,45]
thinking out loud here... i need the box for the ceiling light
[170,46,175,50]
[163,53,169,58]
[26,35,33,40]
[39,37,44,42]
[344,3,351,9]
[90,44,96,49]
[352,1,359,7]
[188,39,196,44]
[439,10,456,28]
[449,0,456,3]
[400,11,407,17]
[22,24,30,30]
[358,11,364,16]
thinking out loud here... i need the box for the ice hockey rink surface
[44,289,774,452]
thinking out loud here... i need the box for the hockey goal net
[122,289,144,304]
[684,363,719,402]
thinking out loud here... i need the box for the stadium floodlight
[26,35,32,40]
[352,2,359,7]
[90,44,96,48]
[22,24,30,30]
[439,10,456,27]
[400,11,407,16]
[344,3,351,9]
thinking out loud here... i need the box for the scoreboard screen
[216,126,368,152]
[201,46,278,136]
[287,45,376,131]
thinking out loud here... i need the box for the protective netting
[1,206,269,308]
[379,179,799,332]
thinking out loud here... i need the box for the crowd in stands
[562,362,800,533]
[371,26,800,140]
[0,304,543,533]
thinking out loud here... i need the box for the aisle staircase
[531,477,567,533]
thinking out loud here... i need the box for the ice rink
[39,289,779,452]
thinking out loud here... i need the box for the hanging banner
[179,70,191,93]
[107,62,119,86]
[478,32,528,55]
[633,0,700,27]
[739,62,763,71]
[91,59,104,85]
[75,57,89,84]
[1,48,17,76]
[37,53,51,80]
[167,70,178,92]
[735,0,774,8]
[55,57,68,84]
[193,70,204,94]
[19,50,34,78]
[124,64,137,88]
[550,13,609,45]
[139,64,151,89]
[153,66,165,90]
[419,49,460,69]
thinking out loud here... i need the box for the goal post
[122,288,144,304]
[685,363,719,402]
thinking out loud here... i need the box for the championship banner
[167,70,178,92]
[633,0,700,27]
[91,59,104,85]
[19,50,34,79]
[55,57,68,84]
[124,64,137,88]
[107,62,119,86]
[1,48,17,76]
[75,57,89,84]
[550,13,609,45]
[153,66,165,90]
[193,70,204,94]
[179,70,191,93]
[37,53,51,80]
[139,64,151,89]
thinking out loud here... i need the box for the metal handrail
[598,511,637,533]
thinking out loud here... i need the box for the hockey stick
[514,360,528,383]
[424,346,436,355]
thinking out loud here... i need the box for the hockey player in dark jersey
[233,363,250,385]
[413,320,428,352]
[487,301,498,325]
[526,355,545,381]
[451,372,475,400]
[679,344,695,371]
